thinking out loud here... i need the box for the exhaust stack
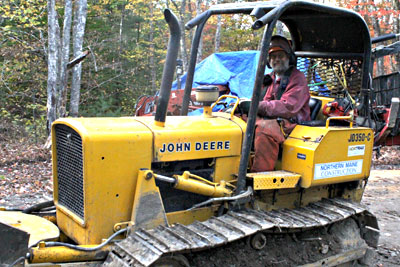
[154,9,181,127]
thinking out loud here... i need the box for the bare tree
[393,0,400,71]
[58,0,73,118]
[215,0,221,54]
[46,0,60,133]
[70,0,88,117]
[118,2,126,74]
[171,0,189,71]
[276,21,284,36]
[371,6,384,76]
[179,0,189,71]
[149,1,157,92]
[196,0,203,62]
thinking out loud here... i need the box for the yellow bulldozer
[0,1,382,266]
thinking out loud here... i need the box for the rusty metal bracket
[130,169,168,232]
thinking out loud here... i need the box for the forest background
[1,0,399,144]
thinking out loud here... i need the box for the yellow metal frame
[282,125,373,188]
[326,115,353,128]
[213,156,240,184]
[52,114,245,245]
[130,169,168,231]
[52,118,153,245]
[172,171,233,197]
[0,211,59,247]
[211,95,240,120]
[29,244,109,264]
[135,116,243,162]
[166,206,218,226]
[247,171,300,190]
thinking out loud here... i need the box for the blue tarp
[172,51,332,98]
[172,51,271,99]
[171,51,330,115]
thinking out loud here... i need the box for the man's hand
[263,74,273,86]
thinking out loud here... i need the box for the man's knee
[256,119,285,144]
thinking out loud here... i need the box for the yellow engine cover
[52,117,153,245]
[135,115,243,162]
[52,114,244,245]
[282,125,373,188]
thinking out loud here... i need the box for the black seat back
[309,98,322,121]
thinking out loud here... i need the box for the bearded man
[251,35,311,172]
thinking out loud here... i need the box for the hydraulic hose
[23,200,54,214]
[187,186,253,211]
[40,228,127,252]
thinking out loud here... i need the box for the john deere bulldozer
[1,1,385,266]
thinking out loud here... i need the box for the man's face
[269,50,289,75]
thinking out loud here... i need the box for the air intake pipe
[154,9,181,127]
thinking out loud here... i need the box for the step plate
[246,170,301,190]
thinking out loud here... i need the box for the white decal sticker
[348,145,365,157]
[314,160,363,180]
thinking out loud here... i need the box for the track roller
[151,255,190,267]
[247,232,267,250]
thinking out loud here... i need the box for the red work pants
[251,119,294,172]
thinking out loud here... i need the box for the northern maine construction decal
[314,160,363,180]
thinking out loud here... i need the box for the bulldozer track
[104,198,372,266]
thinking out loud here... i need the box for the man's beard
[272,59,290,76]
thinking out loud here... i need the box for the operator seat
[297,98,325,126]
[309,98,322,121]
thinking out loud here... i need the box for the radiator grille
[55,124,84,219]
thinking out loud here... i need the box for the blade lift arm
[154,170,234,197]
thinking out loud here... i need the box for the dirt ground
[0,142,399,266]
[362,169,400,266]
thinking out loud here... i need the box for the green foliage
[81,92,123,117]
[7,0,396,144]
[0,107,47,142]
[77,0,168,117]
[0,0,48,142]
[218,14,263,53]
[0,0,47,31]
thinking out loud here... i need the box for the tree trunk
[118,3,126,73]
[46,0,59,133]
[179,0,189,71]
[149,1,156,92]
[196,0,203,63]
[70,0,87,117]
[276,21,283,36]
[215,14,221,53]
[58,0,73,118]
[171,0,189,71]
[372,14,384,76]
[393,0,400,71]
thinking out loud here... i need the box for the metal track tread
[103,198,369,267]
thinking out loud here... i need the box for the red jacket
[258,68,310,122]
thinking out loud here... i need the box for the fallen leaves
[0,141,52,209]
[0,141,399,210]
[373,146,400,168]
